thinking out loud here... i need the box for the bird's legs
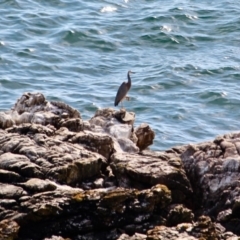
[120,96,131,109]
[125,96,130,101]
[121,100,124,109]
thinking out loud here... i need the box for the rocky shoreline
[0,93,239,240]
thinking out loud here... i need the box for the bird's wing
[114,82,129,106]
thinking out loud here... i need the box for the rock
[0,169,23,183]
[135,123,155,151]
[0,92,81,130]
[19,178,57,193]
[117,233,146,240]
[58,118,84,132]
[146,215,236,240]
[89,108,139,153]
[0,128,107,186]
[0,219,19,240]
[46,148,106,185]
[93,178,104,188]
[110,152,192,202]
[44,236,71,240]
[180,133,240,234]
[7,123,55,136]
[69,184,171,236]
[114,109,135,125]
[217,209,232,222]
[117,137,139,153]
[0,185,170,239]
[0,152,43,178]
[0,112,15,129]
[0,184,27,199]
[147,225,197,240]
[166,204,194,226]
[0,92,239,239]
[71,131,114,159]
[0,199,18,208]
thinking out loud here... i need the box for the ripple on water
[0,0,240,151]
[100,6,117,13]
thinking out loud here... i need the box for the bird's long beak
[131,72,136,74]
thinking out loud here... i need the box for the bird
[114,70,135,107]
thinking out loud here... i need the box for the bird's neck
[127,72,131,86]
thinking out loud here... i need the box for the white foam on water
[100,6,117,13]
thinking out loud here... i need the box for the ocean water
[0,0,240,151]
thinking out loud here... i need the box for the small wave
[185,14,198,20]
[100,6,117,13]
[160,25,172,32]
[199,91,229,106]
[170,37,179,43]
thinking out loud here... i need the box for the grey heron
[114,70,135,107]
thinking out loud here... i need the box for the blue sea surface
[0,0,240,150]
